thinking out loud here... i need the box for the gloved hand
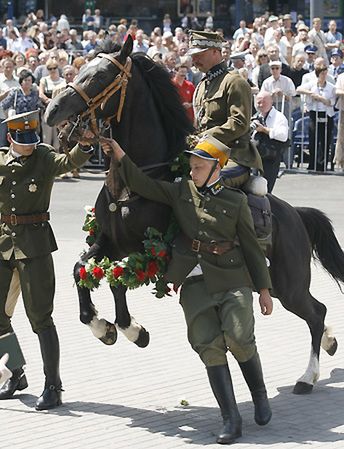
[0,353,12,384]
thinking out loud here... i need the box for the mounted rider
[188,30,264,189]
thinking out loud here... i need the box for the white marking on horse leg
[297,350,320,385]
[116,316,141,342]
[321,325,335,352]
[88,317,107,339]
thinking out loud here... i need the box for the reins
[67,54,132,137]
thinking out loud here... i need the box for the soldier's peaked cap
[187,30,225,56]
[185,135,229,168]
[3,110,40,145]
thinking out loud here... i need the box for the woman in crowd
[297,65,336,171]
[12,52,26,76]
[0,69,39,115]
[251,49,269,87]
[39,58,66,148]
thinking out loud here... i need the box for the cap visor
[187,47,209,56]
[10,130,40,145]
[185,149,217,161]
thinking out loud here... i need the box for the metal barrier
[283,96,342,175]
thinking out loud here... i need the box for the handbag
[7,89,18,118]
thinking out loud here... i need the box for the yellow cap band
[195,141,228,167]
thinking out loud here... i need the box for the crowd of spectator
[0,8,343,173]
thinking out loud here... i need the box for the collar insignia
[210,182,224,195]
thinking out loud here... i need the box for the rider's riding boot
[35,326,63,411]
[0,367,28,399]
[206,364,242,445]
[239,352,272,426]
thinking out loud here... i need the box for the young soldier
[100,134,273,445]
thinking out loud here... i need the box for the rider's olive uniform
[119,154,271,365]
[194,62,263,185]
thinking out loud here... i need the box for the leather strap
[1,212,50,226]
[181,234,234,255]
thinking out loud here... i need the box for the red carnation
[151,247,156,257]
[147,260,158,278]
[79,266,88,280]
[89,229,95,236]
[92,266,104,279]
[157,250,167,258]
[136,269,146,282]
[113,266,124,278]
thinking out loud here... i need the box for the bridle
[65,53,132,140]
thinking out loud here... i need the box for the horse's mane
[95,41,194,159]
[131,53,194,158]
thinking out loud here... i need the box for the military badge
[210,182,224,195]
[28,183,37,193]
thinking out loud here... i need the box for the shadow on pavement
[13,368,344,446]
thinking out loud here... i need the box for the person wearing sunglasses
[39,58,66,149]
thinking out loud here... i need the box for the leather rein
[66,53,132,138]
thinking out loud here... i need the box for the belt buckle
[191,239,201,252]
[10,214,17,226]
[210,240,220,255]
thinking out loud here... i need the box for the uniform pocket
[216,247,244,269]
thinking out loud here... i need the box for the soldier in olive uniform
[188,31,263,188]
[0,110,94,410]
[100,134,273,445]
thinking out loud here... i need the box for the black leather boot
[239,352,272,426]
[206,365,242,445]
[35,326,63,411]
[0,367,28,399]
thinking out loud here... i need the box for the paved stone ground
[1,171,344,449]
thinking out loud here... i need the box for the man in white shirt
[264,16,280,48]
[309,17,328,64]
[292,25,311,58]
[261,60,296,119]
[0,58,19,146]
[132,29,149,54]
[334,72,344,169]
[252,91,289,192]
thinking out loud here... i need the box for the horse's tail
[296,207,344,286]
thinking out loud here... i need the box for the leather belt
[0,212,50,226]
[182,234,234,255]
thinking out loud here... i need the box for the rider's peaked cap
[3,110,40,145]
[187,30,225,56]
[185,135,229,168]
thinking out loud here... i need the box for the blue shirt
[1,87,40,114]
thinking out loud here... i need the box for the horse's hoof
[326,338,338,356]
[134,327,150,348]
[99,321,117,345]
[293,382,313,395]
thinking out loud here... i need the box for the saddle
[242,176,272,251]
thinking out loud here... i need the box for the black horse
[45,37,344,395]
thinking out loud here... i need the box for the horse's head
[45,37,134,149]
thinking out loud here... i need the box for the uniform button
[206,196,210,202]
[198,230,203,236]
[200,218,205,223]
[197,254,202,259]
[204,208,208,213]
[11,169,15,173]
[11,232,16,237]
[230,259,234,263]
[12,181,16,185]
[223,209,227,213]
[235,140,239,144]
[11,207,16,212]
[11,194,15,198]
[188,198,192,202]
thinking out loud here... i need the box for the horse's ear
[120,35,133,60]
